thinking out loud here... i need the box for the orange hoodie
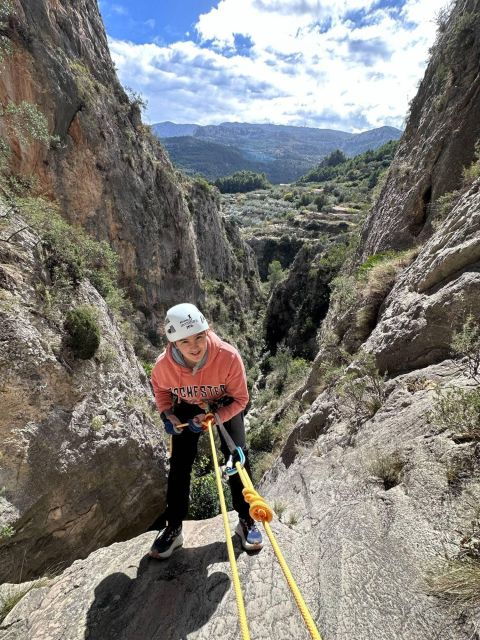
[151,330,249,423]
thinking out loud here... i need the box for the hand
[162,413,184,435]
[188,413,206,434]
[188,413,215,433]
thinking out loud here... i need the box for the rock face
[363,182,480,374]
[0,212,167,583]
[187,181,260,306]
[362,0,480,255]
[0,0,262,585]
[0,0,258,334]
[1,367,479,640]
[264,242,336,359]
[3,1,480,638]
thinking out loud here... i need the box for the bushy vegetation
[365,450,405,490]
[64,305,100,360]
[12,196,128,315]
[0,523,14,541]
[329,248,418,344]
[248,346,311,479]
[214,170,271,193]
[267,259,285,291]
[298,141,398,188]
[0,0,13,66]
[431,387,480,441]
[202,277,265,373]
[188,454,232,520]
[1,102,55,147]
[451,314,480,382]
[334,351,387,431]
[431,141,480,228]
[427,493,480,609]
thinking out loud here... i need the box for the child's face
[175,331,208,365]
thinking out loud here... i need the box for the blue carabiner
[226,446,245,476]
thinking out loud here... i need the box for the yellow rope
[236,464,323,640]
[207,424,251,640]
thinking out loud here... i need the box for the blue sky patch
[99,0,217,44]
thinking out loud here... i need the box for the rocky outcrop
[247,234,304,281]
[2,363,480,639]
[0,211,167,583]
[0,0,259,336]
[187,180,260,305]
[264,241,338,359]
[362,0,480,255]
[363,181,480,374]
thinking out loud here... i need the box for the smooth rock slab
[0,518,313,640]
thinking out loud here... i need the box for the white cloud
[108,0,450,131]
[111,3,128,16]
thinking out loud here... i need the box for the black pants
[165,401,252,527]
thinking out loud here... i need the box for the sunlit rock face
[0,211,168,583]
[362,0,480,256]
[0,0,260,334]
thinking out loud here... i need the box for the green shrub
[451,315,480,382]
[193,176,213,194]
[0,0,13,65]
[64,305,100,359]
[336,351,387,429]
[431,387,480,440]
[432,190,462,228]
[296,192,313,208]
[318,241,348,272]
[314,194,328,211]
[0,524,14,540]
[187,455,232,519]
[365,450,404,489]
[1,101,55,146]
[267,259,284,291]
[90,415,105,431]
[14,196,128,314]
[142,361,154,377]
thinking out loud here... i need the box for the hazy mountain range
[153,121,402,183]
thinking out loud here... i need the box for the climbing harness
[202,412,324,640]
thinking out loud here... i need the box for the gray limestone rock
[361,0,480,255]
[0,214,168,583]
[1,363,478,639]
[364,183,480,374]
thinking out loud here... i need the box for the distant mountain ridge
[152,121,402,183]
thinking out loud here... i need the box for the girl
[149,302,263,558]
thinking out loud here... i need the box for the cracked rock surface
[0,212,168,583]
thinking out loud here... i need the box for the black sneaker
[235,517,263,551]
[149,525,183,559]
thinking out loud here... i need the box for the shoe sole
[149,533,184,559]
[235,523,263,551]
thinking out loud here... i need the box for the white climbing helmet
[164,303,209,342]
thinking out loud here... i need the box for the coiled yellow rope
[206,423,251,640]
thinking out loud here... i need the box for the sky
[98,0,449,132]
